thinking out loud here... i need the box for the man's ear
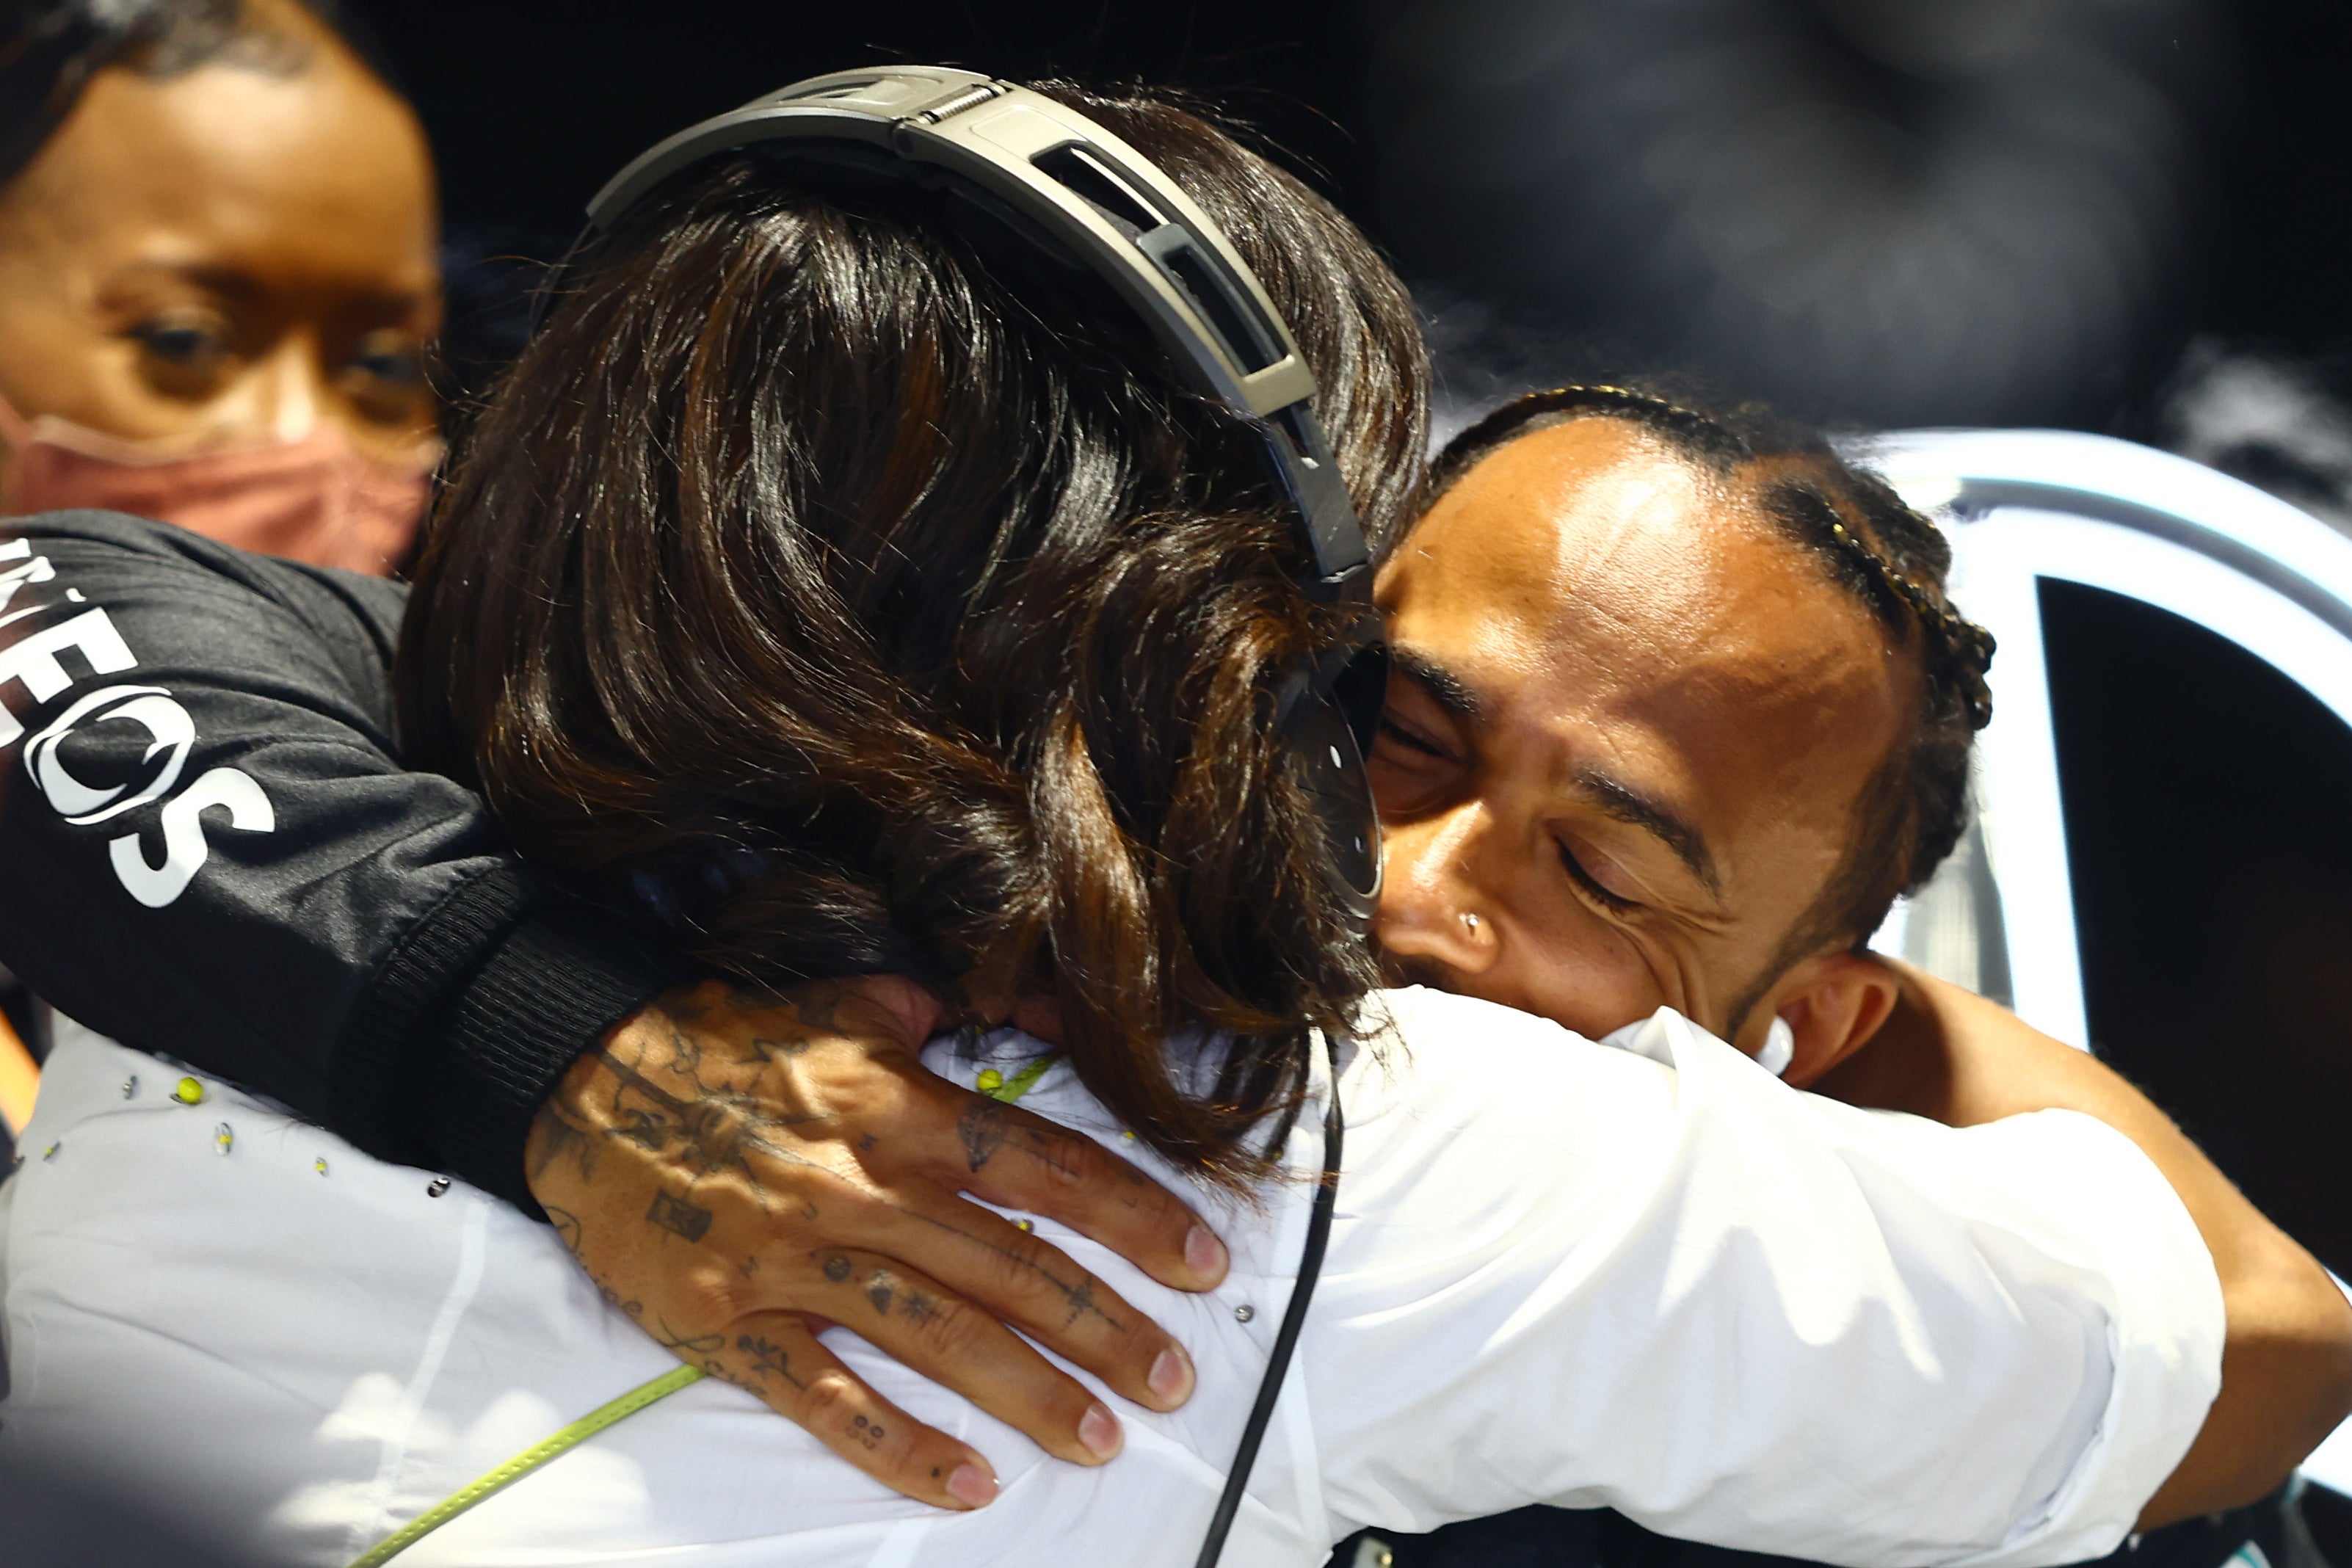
[1753,951,1902,1088]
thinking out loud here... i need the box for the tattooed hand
[523,975,1228,1511]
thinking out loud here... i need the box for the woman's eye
[128,314,230,370]
[1557,838,1643,915]
[348,331,426,390]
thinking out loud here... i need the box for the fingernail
[1148,1345,1195,1407]
[1078,1401,1123,1461]
[1185,1223,1229,1285]
[946,1462,998,1508]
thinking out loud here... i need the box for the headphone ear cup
[1282,685,1382,933]
[1328,636,1388,760]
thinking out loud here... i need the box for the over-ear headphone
[559,73,1364,1567]
[559,66,1387,934]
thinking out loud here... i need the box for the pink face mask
[0,397,439,577]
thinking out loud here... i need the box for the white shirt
[0,987,2222,1568]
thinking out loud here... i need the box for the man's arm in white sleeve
[1814,962,2352,1527]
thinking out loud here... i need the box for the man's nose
[1375,802,1503,977]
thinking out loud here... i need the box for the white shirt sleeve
[1307,987,2224,1568]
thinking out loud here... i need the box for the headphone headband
[576,66,1386,932]
[587,67,1370,595]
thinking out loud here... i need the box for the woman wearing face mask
[0,0,440,1138]
[0,0,440,574]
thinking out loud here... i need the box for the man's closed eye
[1556,834,1645,915]
[1370,710,1464,817]
[1376,711,1453,763]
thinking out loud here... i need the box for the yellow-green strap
[345,1054,1056,1567]
[346,1363,706,1568]
[975,1053,1059,1103]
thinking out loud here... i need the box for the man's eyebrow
[1574,766,1721,899]
[1389,645,1481,723]
[1390,645,1720,898]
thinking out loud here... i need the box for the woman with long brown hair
[0,72,2253,1568]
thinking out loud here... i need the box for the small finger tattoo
[653,1317,726,1357]
[736,1333,805,1387]
[957,1100,1010,1173]
[544,1205,584,1256]
[742,1034,812,1065]
[647,1188,714,1242]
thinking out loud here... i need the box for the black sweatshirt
[0,511,684,1209]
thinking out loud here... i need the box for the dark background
[346,0,2352,471]
[2045,581,2352,1283]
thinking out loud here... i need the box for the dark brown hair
[397,84,1430,1185]
[1431,385,1992,1023]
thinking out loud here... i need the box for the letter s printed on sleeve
[109,766,275,909]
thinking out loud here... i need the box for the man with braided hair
[1346,385,2333,1568]
[1368,385,2002,1089]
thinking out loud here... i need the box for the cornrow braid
[1426,381,1992,976]
[1823,516,1996,728]
[1436,385,1997,730]
[1434,385,1749,484]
